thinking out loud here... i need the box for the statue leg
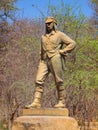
[54,85,66,108]
[25,60,49,108]
[25,85,43,108]
[50,54,66,108]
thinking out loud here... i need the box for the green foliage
[7,80,34,105]
[90,0,98,39]
[64,39,98,90]
[0,0,18,21]
[19,36,40,53]
[8,80,28,93]
[91,0,98,4]
[0,121,8,130]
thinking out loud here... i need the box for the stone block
[23,108,69,116]
[12,116,80,130]
[12,108,80,130]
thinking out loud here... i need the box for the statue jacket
[40,30,76,70]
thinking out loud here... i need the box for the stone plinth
[12,116,80,130]
[12,108,80,130]
[23,108,69,116]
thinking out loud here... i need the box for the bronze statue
[26,17,76,109]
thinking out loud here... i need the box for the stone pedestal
[12,108,80,130]
[23,108,69,116]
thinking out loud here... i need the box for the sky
[15,0,93,19]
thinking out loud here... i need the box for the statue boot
[54,86,65,108]
[25,85,43,108]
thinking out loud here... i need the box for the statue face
[46,22,54,32]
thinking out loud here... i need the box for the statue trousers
[36,53,64,87]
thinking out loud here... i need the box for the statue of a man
[26,17,76,109]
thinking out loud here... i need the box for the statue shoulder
[58,31,65,35]
[41,34,45,39]
[41,35,43,41]
[57,31,68,38]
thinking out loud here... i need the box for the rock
[12,116,80,130]
[12,108,80,130]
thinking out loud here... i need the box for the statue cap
[45,17,57,24]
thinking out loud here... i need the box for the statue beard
[45,23,57,34]
[46,25,55,34]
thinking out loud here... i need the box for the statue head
[45,17,57,33]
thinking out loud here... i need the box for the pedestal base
[23,108,69,116]
[12,116,80,130]
[12,108,80,130]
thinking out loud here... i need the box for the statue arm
[39,38,43,61]
[39,46,41,61]
[59,32,76,55]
